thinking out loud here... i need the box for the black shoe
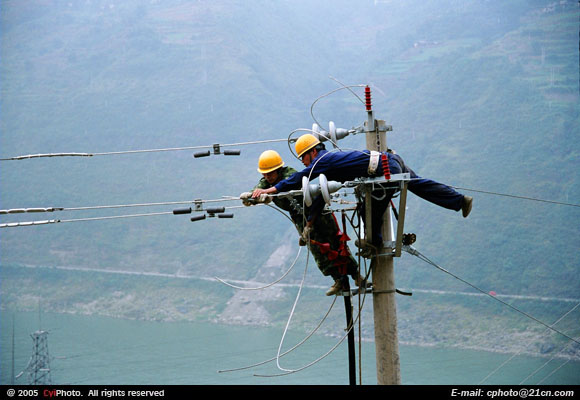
[462,196,473,218]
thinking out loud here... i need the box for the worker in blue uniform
[252,134,473,249]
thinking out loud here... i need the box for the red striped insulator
[365,86,372,111]
[382,154,391,180]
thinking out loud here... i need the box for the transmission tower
[17,330,53,385]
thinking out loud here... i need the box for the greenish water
[1,311,578,385]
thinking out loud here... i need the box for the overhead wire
[520,335,580,384]
[4,82,579,382]
[478,302,580,384]
[0,138,289,161]
[536,356,575,384]
[404,246,580,346]
[451,185,580,208]
[0,205,253,228]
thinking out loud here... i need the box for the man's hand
[252,187,277,198]
[252,188,268,198]
[301,224,313,243]
[256,193,272,204]
[239,192,253,206]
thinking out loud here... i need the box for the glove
[256,193,272,204]
[239,192,253,206]
[301,225,312,243]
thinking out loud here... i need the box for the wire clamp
[194,199,203,212]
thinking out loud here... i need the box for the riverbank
[1,263,579,361]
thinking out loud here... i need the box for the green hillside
[1,0,579,358]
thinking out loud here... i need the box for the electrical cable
[536,357,574,385]
[241,149,371,377]
[520,335,580,384]
[254,274,371,378]
[309,84,367,132]
[272,242,312,373]
[0,205,252,228]
[217,296,338,374]
[259,150,373,376]
[0,138,288,161]
[404,246,580,346]
[451,185,580,208]
[479,302,580,384]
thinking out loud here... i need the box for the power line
[2,177,578,229]
[403,245,580,346]
[479,302,580,384]
[451,185,580,208]
[0,138,290,161]
[0,197,241,215]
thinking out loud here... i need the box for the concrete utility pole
[364,86,401,385]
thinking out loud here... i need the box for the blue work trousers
[361,153,464,245]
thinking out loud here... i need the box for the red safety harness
[310,212,353,275]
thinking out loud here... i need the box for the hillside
[1,0,579,359]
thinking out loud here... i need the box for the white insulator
[312,122,331,142]
[329,121,337,147]
[302,174,343,206]
[319,174,331,204]
[319,174,343,205]
[335,128,350,140]
[302,176,313,207]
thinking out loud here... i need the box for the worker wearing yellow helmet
[252,134,473,249]
[240,149,366,296]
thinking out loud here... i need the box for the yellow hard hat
[257,150,284,173]
[295,134,320,158]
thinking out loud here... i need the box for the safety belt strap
[367,151,380,175]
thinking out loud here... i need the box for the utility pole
[364,86,401,385]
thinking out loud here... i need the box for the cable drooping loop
[253,149,368,375]
[214,203,302,290]
[262,148,372,376]
[254,266,371,378]
[405,246,580,346]
[309,84,367,132]
[214,245,302,291]
[274,246,311,373]
[217,295,338,373]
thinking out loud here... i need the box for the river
[1,311,578,385]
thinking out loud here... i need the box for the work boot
[462,196,473,218]
[354,274,371,288]
[325,280,343,296]
[355,238,377,258]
